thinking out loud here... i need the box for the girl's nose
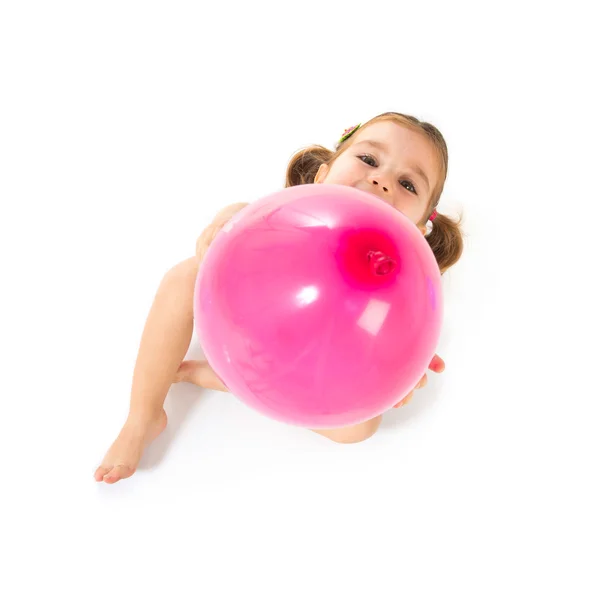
[371,178,389,193]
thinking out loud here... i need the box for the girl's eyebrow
[356,140,431,193]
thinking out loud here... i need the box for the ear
[314,163,329,184]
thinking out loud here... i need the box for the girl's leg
[95,256,199,484]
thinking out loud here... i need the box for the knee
[317,414,382,444]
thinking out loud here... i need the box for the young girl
[95,111,464,484]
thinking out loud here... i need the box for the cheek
[393,199,424,224]
[327,160,362,183]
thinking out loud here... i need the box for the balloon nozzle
[367,250,396,276]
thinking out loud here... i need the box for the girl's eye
[358,154,377,167]
[400,180,417,194]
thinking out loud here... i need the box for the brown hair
[284,111,464,274]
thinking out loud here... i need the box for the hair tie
[429,210,438,222]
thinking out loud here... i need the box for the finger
[428,354,445,373]
[401,392,415,406]
[416,373,428,389]
[394,391,414,408]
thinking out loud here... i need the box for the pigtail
[426,212,464,274]
[285,145,333,187]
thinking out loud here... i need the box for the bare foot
[94,410,167,484]
[174,360,228,392]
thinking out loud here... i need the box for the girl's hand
[196,202,249,262]
[393,354,445,408]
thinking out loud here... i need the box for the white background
[1,2,599,599]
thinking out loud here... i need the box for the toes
[102,465,135,484]
[94,466,110,482]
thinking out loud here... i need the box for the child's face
[314,121,440,234]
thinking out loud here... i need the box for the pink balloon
[193,184,442,429]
